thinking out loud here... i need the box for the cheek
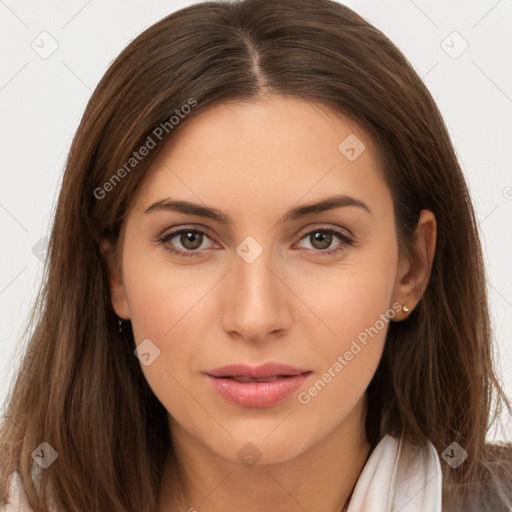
[121,249,215,420]
[291,249,397,411]
[121,235,212,342]
[120,236,233,380]
[294,250,397,349]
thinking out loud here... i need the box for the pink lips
[204,363,312,408]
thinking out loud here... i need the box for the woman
[1,0,511,510]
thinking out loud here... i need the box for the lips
[225,375,282,383]
[204,363,312,408]
[206,363,310,379]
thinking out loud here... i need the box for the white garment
[1,471,33,511]
[347,434,442,511]
[1,434,442,511]
[1,464,58,512]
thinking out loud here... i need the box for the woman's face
[107,95,421,465]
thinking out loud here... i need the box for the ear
[100,240,131,320]
[392,209,436,320]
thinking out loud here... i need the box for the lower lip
[205,373,311,408]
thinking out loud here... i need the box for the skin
[103,95,436,512]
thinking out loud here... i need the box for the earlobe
[100,240,131,320]
[393,210,437,319]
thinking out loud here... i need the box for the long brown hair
[1,0,510,510]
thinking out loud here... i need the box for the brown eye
[309,231,333,250]
[157,228,215,258]
[296,227,354,258]
[179,231,204,250]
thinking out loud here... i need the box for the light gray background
[1,0,511,440]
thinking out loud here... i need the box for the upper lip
[205,363,311,379]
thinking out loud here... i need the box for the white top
[1,471,35,511]
[1,434,442,511]
[348,434,442,511]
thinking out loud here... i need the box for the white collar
[347,434,443,512]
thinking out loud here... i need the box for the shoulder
[443,443,512,512]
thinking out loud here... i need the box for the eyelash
[156,226,354,259]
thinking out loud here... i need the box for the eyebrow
[143,194,371,224]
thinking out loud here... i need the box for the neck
[158,397,371,512]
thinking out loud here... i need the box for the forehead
[132,95,390,220]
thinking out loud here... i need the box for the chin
[210,425,315,467]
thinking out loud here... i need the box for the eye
[157,228,217,258]
[156,225,354,259]
[295,227,354,257]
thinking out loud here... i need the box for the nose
[220,241,293,344]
